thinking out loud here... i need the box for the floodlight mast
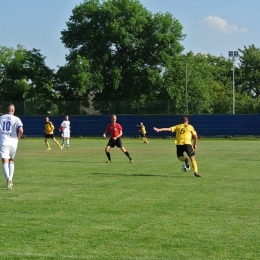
[228,51,239,114]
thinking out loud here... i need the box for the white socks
[2,162,14,180]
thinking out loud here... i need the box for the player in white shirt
[0,103,23,190]
[60,115,71,148]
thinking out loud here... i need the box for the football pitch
[1,138,260,259]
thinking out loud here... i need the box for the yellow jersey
[140,125,146,135]
[170,124,196,145]
[45,121,54,134]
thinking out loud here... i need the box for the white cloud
[204,15,247,34]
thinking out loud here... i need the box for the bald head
[6,103,15,115]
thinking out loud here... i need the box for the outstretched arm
[153,127,172,132]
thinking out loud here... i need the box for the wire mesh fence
[0,100,198,115]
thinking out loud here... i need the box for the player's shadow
[50,161,134,164]
[90,172,189,178]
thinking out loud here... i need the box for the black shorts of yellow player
[176,144,195,158]
[45,134,55,139]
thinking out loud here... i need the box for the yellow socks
[191,159,198,173]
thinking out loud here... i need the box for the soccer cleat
[194,172,201,177]
[7,180,13,190]
[47,148,51,150]
[130,159,133,163]
[60,147,63,150]
[107,160,111,163]
[67,146,70,148]
[185,158,190,168]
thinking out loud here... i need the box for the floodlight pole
[228,51,239,114]
[232,61,235,114]
[185,55,188,115]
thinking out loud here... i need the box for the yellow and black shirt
[170,124,196,145]
[45,121,54,134]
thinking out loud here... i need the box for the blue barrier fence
[20,114,260,137]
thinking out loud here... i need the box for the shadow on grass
[48,160,135,164]
[90,172,191,178]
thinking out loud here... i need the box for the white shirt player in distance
[60,115,70,148]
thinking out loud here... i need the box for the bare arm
[103,126,108,138]
[153,127,172,132]
[193,134,198,150]
[113,130,122,140]
[18,126,23,141]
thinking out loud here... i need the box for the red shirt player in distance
[103,115,133,163]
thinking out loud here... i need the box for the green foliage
[0,45,27,101]
[61,0,185,113]
[55,55,92,100]
[206,55,234,114]
[238,44,260,99]
[1,138,260,259]
[0,45,55,106]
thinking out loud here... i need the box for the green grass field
[1,138,260,259]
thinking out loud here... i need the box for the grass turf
[0,138,259,259]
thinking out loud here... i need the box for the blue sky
[1,0,259,70]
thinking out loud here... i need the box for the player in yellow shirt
[137,122,149,144]
[44,117,63,150]
[153,116,201,177]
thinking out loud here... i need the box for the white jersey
[0,114,23,146]
[61,120,70,133]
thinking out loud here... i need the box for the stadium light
[228,51,239,114]
[185,55,188,114]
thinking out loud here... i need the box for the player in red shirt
[103,114,133,163]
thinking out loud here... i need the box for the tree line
[1,0,260,115]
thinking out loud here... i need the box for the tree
[23,48,55,102]
[163,52,217,115]
[206,54,234,114]
[0,45,57,115]
[0,45,27,102]
[54,55,92,114]
[237,44,260,99]
[61,0,185,114]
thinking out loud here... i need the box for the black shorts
[141,133,146,137]
[107,138,123,148]
[176,144,195,158]
[45,134,54,139]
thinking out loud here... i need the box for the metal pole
[229,51,238,115]
[232,59,235,114]
[185,56,188,115]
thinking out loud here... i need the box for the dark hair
[6,103,14,108]
[182,116,189,123]
[6,103,15,112]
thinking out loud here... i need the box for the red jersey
[105,123,122,138]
